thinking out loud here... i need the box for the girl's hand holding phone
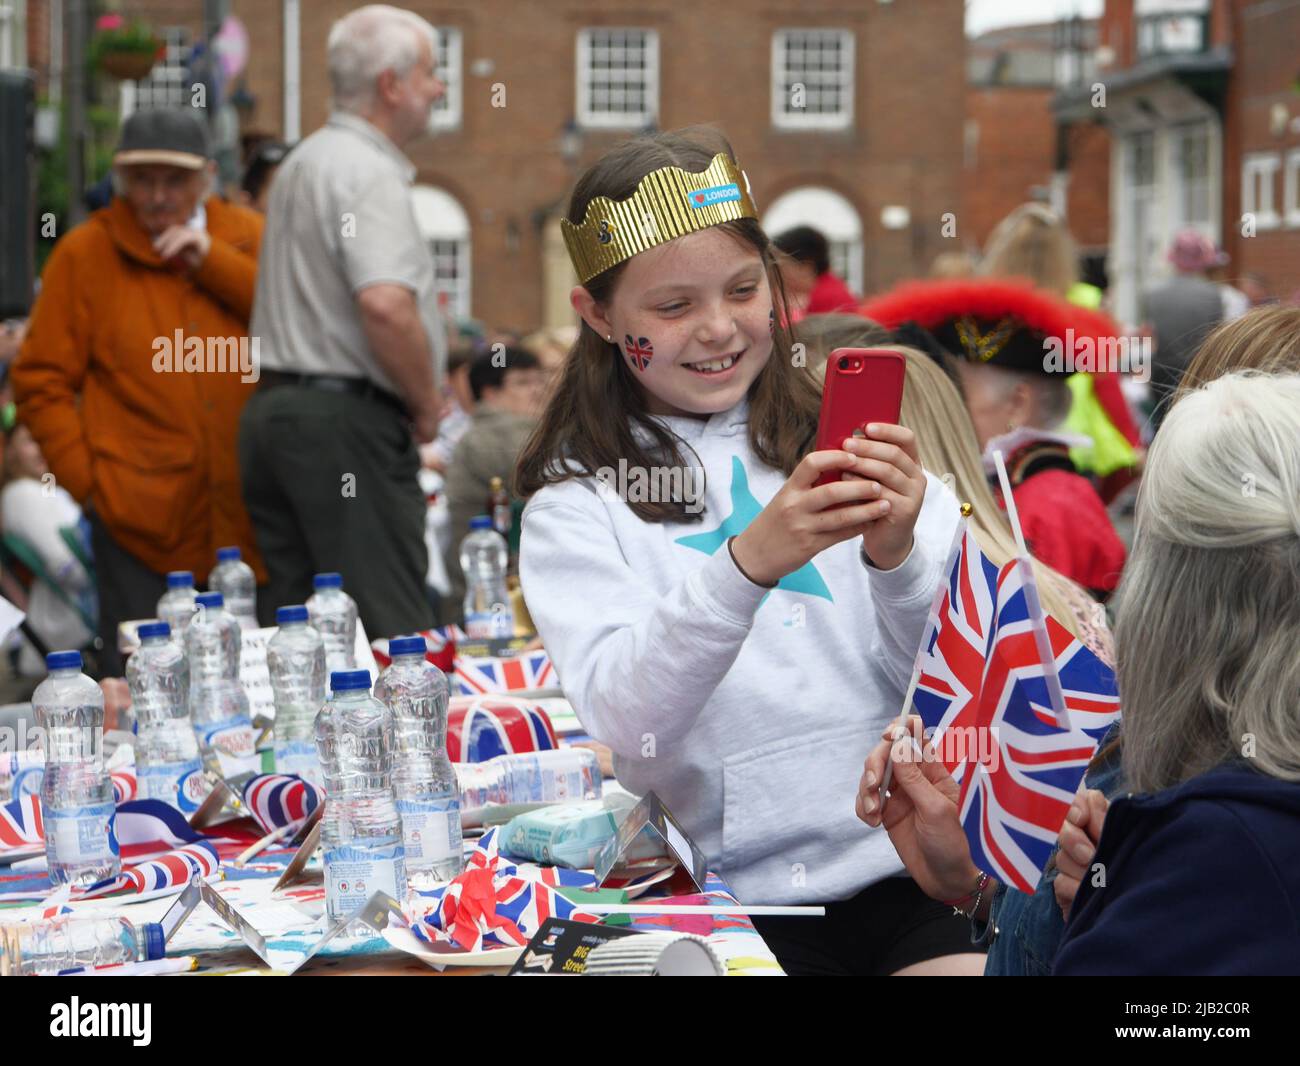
[729,447,896,587]
[845,421,928,572]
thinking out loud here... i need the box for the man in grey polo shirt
[241,4,445,636]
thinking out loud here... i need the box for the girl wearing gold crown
[516,127,978,975]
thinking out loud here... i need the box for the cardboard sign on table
[162,876,274,966]
[594,791,707,895]
[187,770,256,830]
[273,818,323,891]
[163,877,407,974]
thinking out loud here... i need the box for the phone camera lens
[838,357,849,370]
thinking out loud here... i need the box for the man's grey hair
[1115,371,1300,794]
[328,5,437,113]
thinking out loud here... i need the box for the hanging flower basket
[91,14,164,82]
[99,49,160,81]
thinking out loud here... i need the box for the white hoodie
[519,398,960,904]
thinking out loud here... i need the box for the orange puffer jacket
[13,195,268,582]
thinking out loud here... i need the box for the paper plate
[381,924,524,969]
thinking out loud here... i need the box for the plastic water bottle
[0,915,165,976]
[268,606,326,787]
[186,592,257,778]
[127,622,208,815]
[374,637,463,888]
[306,573,357,674]
[460,516,514,639]
[156,571,197,638]
[34,651,121,887]
[315,670,406,922]
[209,546,258,630]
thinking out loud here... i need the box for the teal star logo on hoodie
[675,456,833,602]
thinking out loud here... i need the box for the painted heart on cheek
[624,334,654,371]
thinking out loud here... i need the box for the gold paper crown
[562,152,759,284]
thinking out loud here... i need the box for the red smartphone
[813,348,907,495]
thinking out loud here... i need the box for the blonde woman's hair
[1176,304,1300,398]
[793,313,893,382]
[930,251,977,279]
[980,203,1079,299]
[1116,371,1300,793]
[893,346,1086,636]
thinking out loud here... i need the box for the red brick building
[1055,0,1300,323]
[61,0,967,329]
[964,19,1111,263]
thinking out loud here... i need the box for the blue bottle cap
[138,621,171,640]
[45,650,82,671]
[276,605,309,625]
[388,635,427,657]
[216,546,241,563]
[195,591,224,609]
[142,922,166,961]
[313,572,343,589]
[330,669,371,692]
[469,515,493,530]
[166,571,194,588]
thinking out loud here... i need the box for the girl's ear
[571,286,614,342]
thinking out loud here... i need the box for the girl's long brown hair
[516,127,823,523]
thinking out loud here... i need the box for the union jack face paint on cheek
[623,334,654,372]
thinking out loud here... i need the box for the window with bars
[576,28,658,129]
[429,237,471,321]
[1242,153,1281,231]
[771,29,854,131]
[428,27,462,131]
[1285,149,1300,228]
[0,0,26,69]
[121,26,191,115]
[1173,121,1211,228]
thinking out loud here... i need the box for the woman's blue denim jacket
[983,723,1123,976]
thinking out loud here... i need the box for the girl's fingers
[861,422,922,466]
[795,449,863,488]
[810,499,893,533]
[833,453,916,497]
[842,437,922,484]
[808,476,883,509]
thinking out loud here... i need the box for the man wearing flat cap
[13,107,267,673]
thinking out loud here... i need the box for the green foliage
[35,98,120,271]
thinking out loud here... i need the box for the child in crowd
[516,127,976,975]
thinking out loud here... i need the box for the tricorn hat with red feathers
[860,278,1121,375]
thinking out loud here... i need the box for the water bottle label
[464,609,514,640]
[45,802,119,866]
[395,797,462,865]
[274,741,321,788]
[200,718,259,778]
[138,759,207,814]
[324,843,405,922]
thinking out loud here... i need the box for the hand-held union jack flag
[910,520,1121,893]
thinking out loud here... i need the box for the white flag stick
[879,509,970,811]
[991,450,1072,731]
[578,903,826,917]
